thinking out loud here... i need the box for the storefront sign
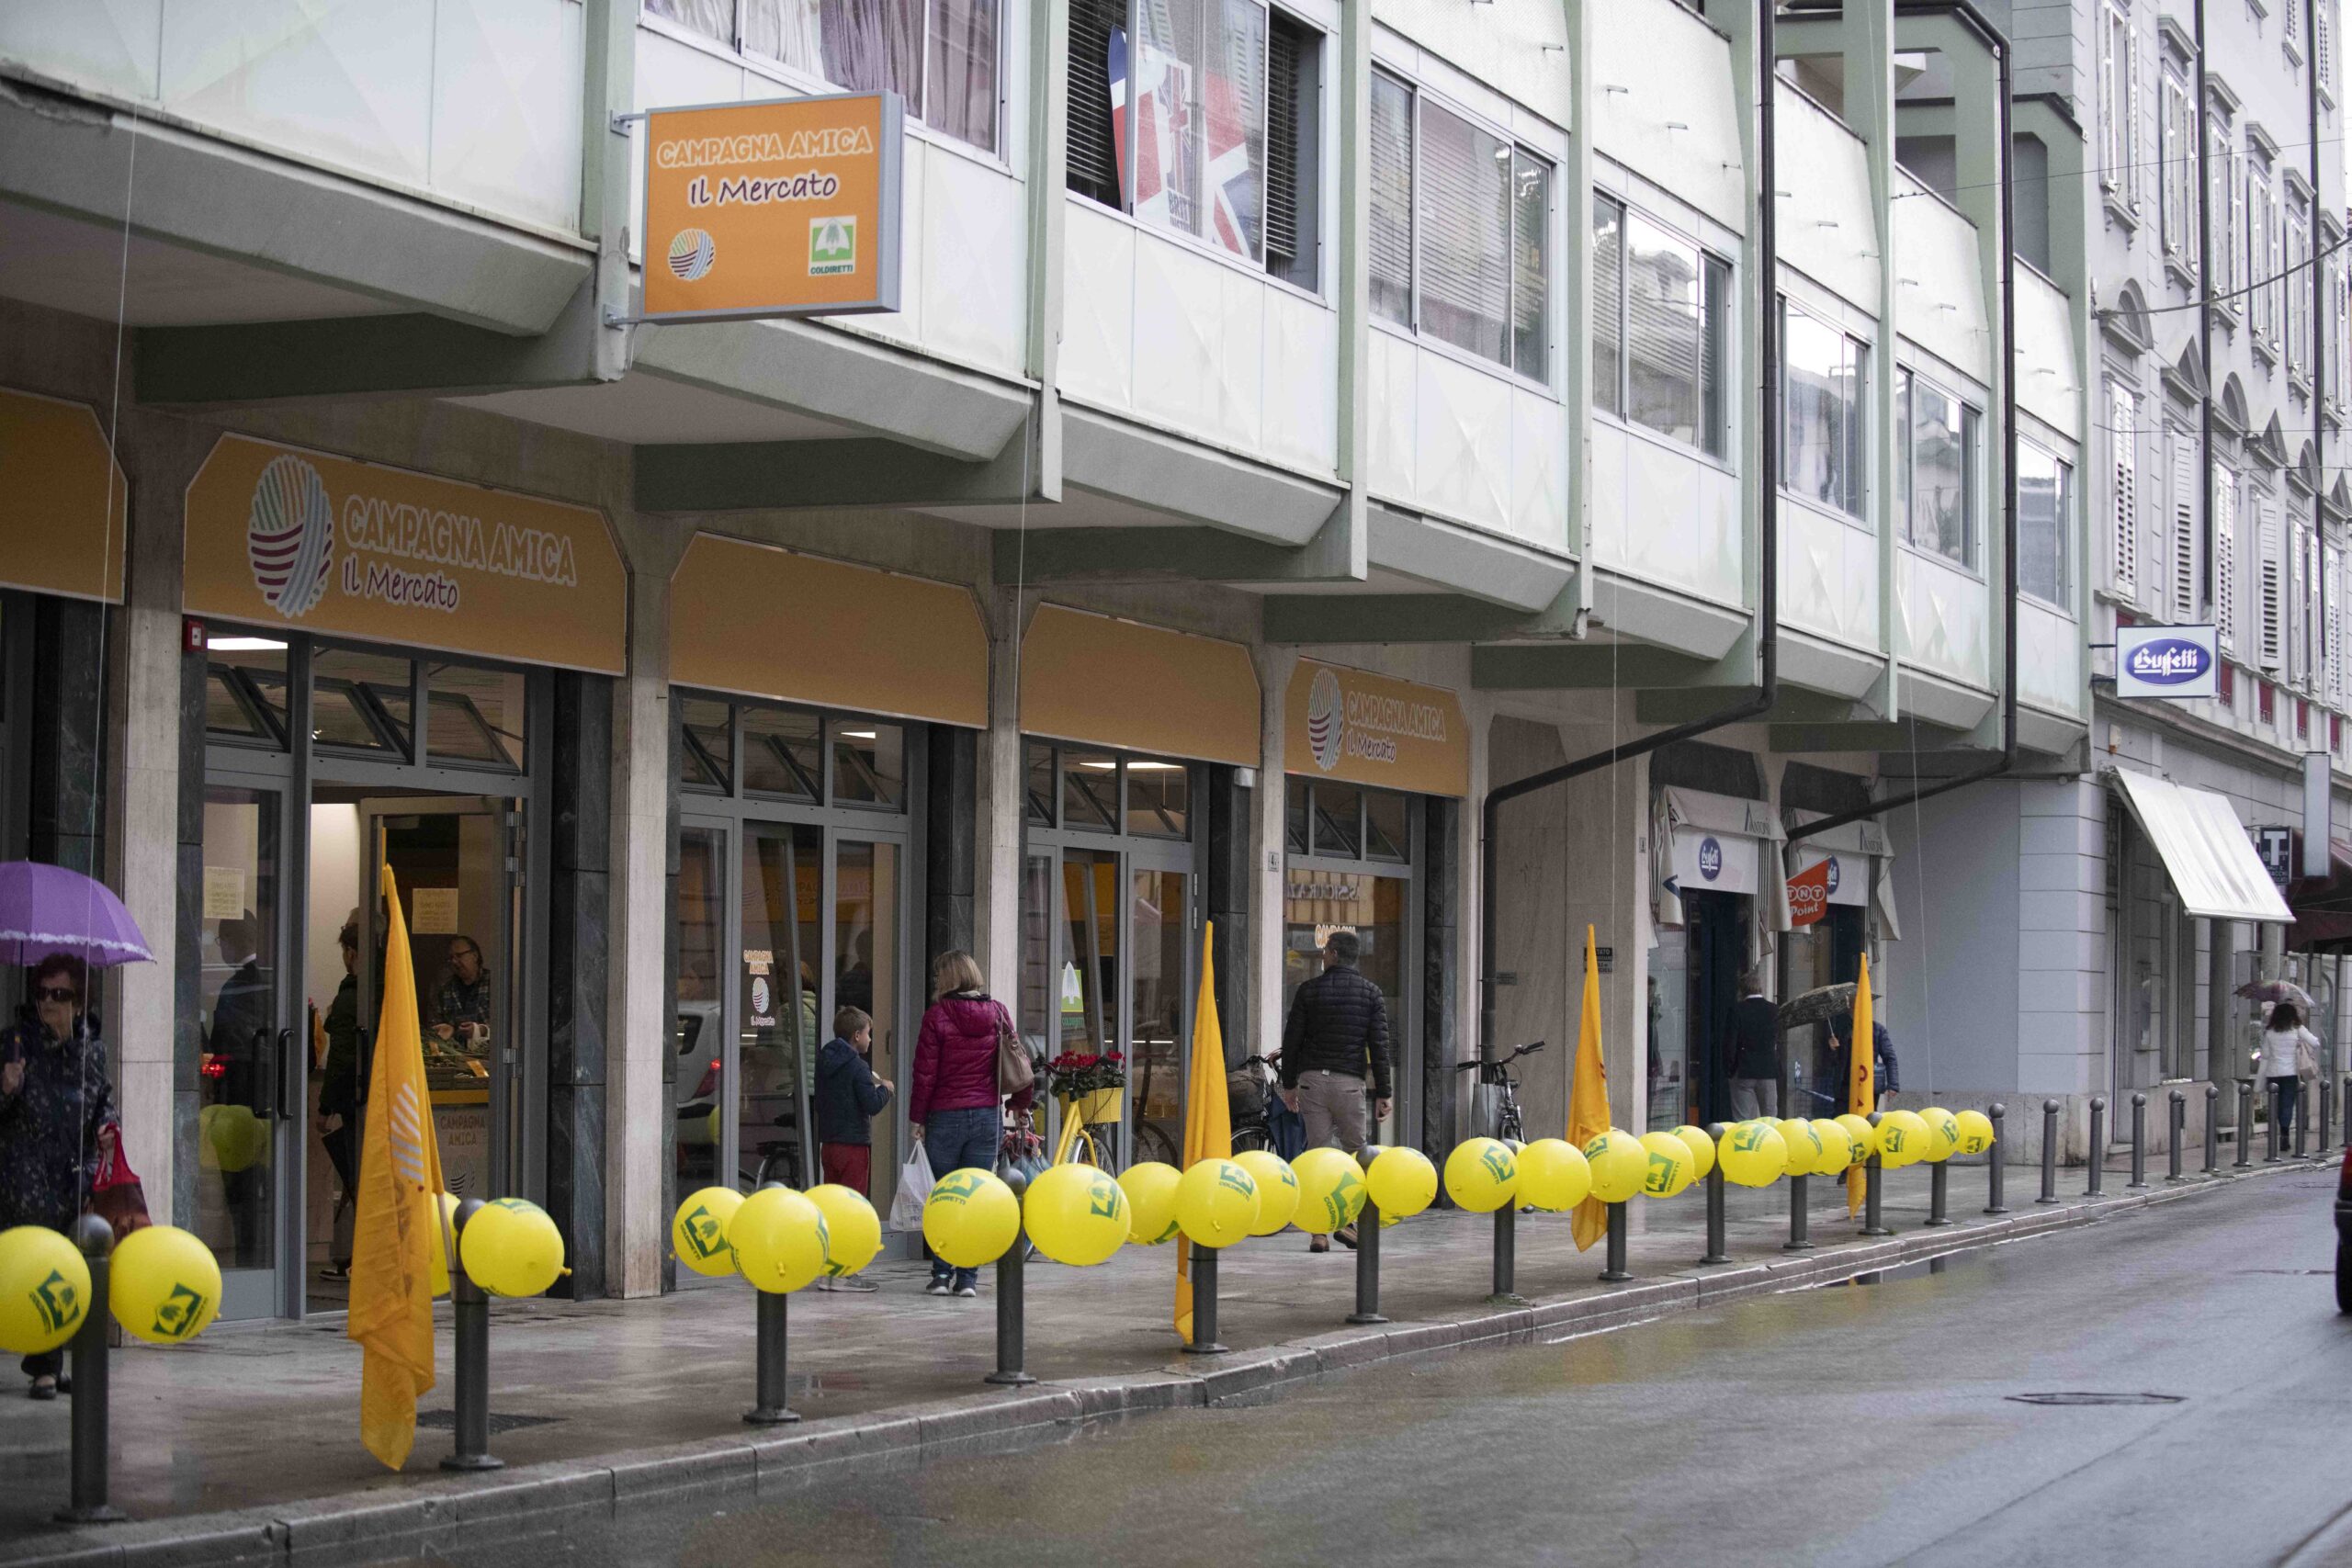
[1021,605,1260,767]
[2256,826,2293,886]
[0,388,126,604]
[640,93,903,321]
[1284,660,1468,798]
[2115,624,2218,700]
[1670,829,1758,894]
[1787,848,1868,926]
[183,435,626,674]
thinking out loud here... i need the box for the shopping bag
[889,1143,935,1231]
[89,1136,151,1243]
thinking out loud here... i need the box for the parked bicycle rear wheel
[1230,1122,1273,1156]
[1132,1122,1180,1168]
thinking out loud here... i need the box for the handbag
[994,1004,1035,1100]
[2296,1030,2321,1080]
[89,1136,151,1243]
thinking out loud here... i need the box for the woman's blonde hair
[932,949,986,998]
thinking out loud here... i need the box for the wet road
[490,1169,2352,1568]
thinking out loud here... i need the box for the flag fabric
[1567,925,1611,1252]
[1174,921,1230,1341]
[348,864,448,1471]
[1847,953,1875,1216]
[1200,66,1257,257]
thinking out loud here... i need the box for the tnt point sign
[640,91,902,321]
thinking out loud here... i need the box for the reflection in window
[1025,741,1057,826]
[1417,100,1511,367]
[1365,790,1408,862]
[311,649,412,754]
[741,706,821,800]
[1781,302,1867,519]
[680,697,733,793]
[426,662,526,770]
[2018,440,2073,604]
[673,826,725,1194]
[1897,369,1978,566]
[1124,760,1190,837]
[1131,0,1268,260]
[1592,196,1623,415]
[206,637,290,747]
[1369,71,1415,327]
[1061,751,1119,830]
[1596,198,1730,457]
[831,720,905,808]
[1283,777,1311,854]
[1310,780,1362,858]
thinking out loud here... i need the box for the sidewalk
[0,1149,2327,1565]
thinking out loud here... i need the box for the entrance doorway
[198,634,545,1320]
[1679,889,1749,1126]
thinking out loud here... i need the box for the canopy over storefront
[2108,770,2292,924]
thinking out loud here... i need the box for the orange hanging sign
[639,92,903,322]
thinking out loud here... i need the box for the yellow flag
[1175,921,1230,1341]
[1568,926,1611,1251]
[1847,953,1875,1215]
[348,864,448,1471]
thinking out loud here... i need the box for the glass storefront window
[1310,780,1363,858]
[1365,791,1408,863]
[198,786,281,1277]
[1645,933,1688,1129]
[1124,760,1189,838]
[426,662,526,770]
[741,705,821,801]
[675,827,725,1193]
[1024,742,1056,826]
[1280,869,1406,1146]
[741,822,821,1188]
[831,720,904,808]
[835,838,899,1181]
[1061,750,1119,830]
[680,697,733,793]
[311,649,412,755]
[1284,784,1310,854]
[206,636,291,747]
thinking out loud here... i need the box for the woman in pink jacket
[909,950,1031,1296]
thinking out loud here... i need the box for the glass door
[198,778,296,1320]
[674,825,729,1206]
[1129,861,1190,1167]
[740,822,822,1190]
[833,838,901,1196]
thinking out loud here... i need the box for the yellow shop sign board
[0,388,127,604]
[184,435,626,674]
[1284,660,1468,798]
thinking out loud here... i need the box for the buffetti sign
[639,92,903,321]
[1283,660,1469,798]
[2115,624,2217,701]
[183,435,627,675]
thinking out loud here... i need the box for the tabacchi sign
[1284,660,1469,798]
[640,92,903,321]
[184,435,627,674]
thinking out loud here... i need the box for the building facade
[1,0,2303,1322]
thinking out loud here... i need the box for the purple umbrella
[0,861,153,968]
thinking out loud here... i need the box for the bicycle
[1453,1040,1545,1143]
[1228,1051,1282,1155]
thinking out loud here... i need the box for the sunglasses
[35,987,79,1005]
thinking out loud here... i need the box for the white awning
[2109,770,2293,923]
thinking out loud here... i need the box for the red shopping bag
[90,1137,151,1242]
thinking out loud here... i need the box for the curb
[6,1161,2315,1567]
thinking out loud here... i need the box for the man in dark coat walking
[1724,969,1781,1121]
[1279,930,1391,1252]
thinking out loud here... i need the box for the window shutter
[2168,430,2199,620]
[2215,466,2239,652]
[2125,20,2143,211]
[2329,542,2345,706]
[1264,16,1303,278]
[2110,385,2138,602]
[2099,9,2120,191]
[2259,499,2285,671]
[2290,522,2309,683]
[1065,0,1123,208]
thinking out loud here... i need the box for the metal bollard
[2128,1093,2148,1190]
[1348,1148,1385,1325]
[2343,1074,2351,1149]
[2321,1079,2334,1155]
[1984,1103,2007,1214]
[2205,1084,2220,1174]
[1861,1112,1892,1236]
[742,1290,799,1424]
[987,1168,1036,1385]
[1699,1122,1730,1265]
[1489,1201,1521,1303]
[2086,1096,2107,1196]
[1599,1201,1631,1281]
[1785,1172,1814,1251]
[2299,1082,2313,1158]
[1182,1245,1227,1354]
[55,1214,121,1524]
[443,1199,505,1466]
[2267,1079,2282,1164]
[2037,1099,2062,1204]
[1926,1161,1951,1226]
[2166,1089,2186,1182]
[2237,1078,2256,1168]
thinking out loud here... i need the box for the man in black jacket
[1279,930,1392,1252]
[1724,970,1781,1121]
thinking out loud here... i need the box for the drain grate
[2006,1392,2184,1407]
[416,1410,562,1434]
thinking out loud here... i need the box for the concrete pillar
[1250,647,1295,1056]
[975,587,1023,1000]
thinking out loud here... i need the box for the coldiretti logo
[150,1281,210,1341]
[30,1268,80,1336]
[679,1202,727,1260]
[809,217,857,276]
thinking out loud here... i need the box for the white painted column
[1250,647,1295,1053]
[976,586,1024,1001]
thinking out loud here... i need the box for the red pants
[820,1143,872,1195]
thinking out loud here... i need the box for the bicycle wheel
[1132,1122,1180,1168]
[1230,1123,1273,1156]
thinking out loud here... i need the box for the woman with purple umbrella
[0,953,117,1399]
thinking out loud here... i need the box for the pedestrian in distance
[1279,929,1392,1254]
[908,950,1030,1298]
[1725,969,1781,1121]
[315,917,365,1280]
[2257,1000,2320,1148]
[1828,1002,1899,1111]
[815,1004,892,1293]
[0,953,117,1399]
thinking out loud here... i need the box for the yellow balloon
[109,1224,222,1345]
[1717,1120,1789,1188]
[460,1198,567,1298]
[1174,1158,1260,1247]
[807,1184,883,1277]
[427,1191,460,1296]
[922,1168,1021,1269]
[1917,1106,1960,1163]
[1582,1129,1647,1203]
[1366,1146,1438,1219]
[1835,1112,1879,1165]
[1023,1164,1130,1266]
[208,1103,268,1174]
[1809,1118,1855,1176]
[1953,1109,1996,1156]
[0,1225,89,1356]
[1291,1147,1367,1233]
[1776,1118,1826,1177]
[1672,1124,1716,1180]
[1442,1138,1520,1213]
[1233,1150,1301,1235]
[1637,1131,1695,1198]
[1117,1161,1183,1245]
[1513,1139,1591,1212]
[1876,1109,1931,1169]
[672,1186,745,1279]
